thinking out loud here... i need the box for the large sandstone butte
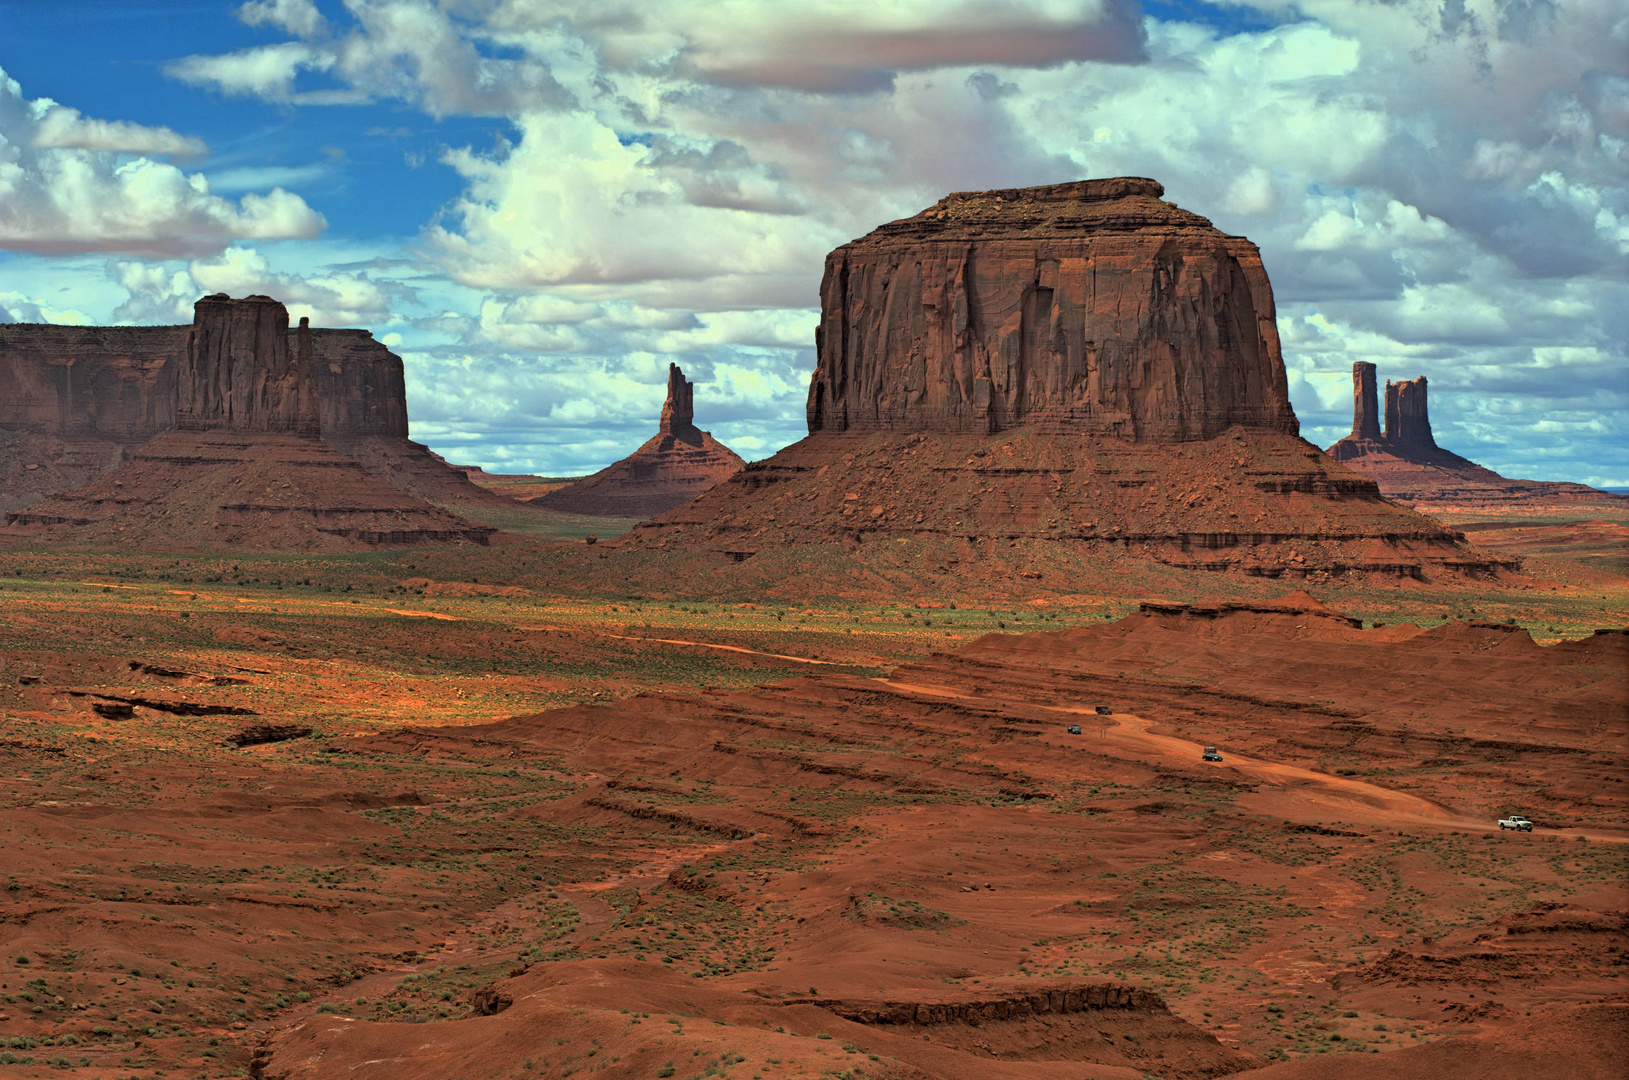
[623,180,1508,584]
[533,363,744,519]
[1,296,495,550]
[1327,362,1626,513]
[808,177,1297,440]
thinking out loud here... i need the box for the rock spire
[532,364,743,519]
[1326,362,1622,511]
[1384,376,1434,448]
[658,362,700,444]
[1351,361,1381,440]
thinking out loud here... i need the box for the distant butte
[0,294,555,541]
[1327,361,1626,513]
[0,296,495,551]
[622,179,1511,584]
[532,363,744,519]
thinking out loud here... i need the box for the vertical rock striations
[179,294,319,436]
[807,178,1298,441]
[532,364,744,519]
[1351,361,1381,441]
[1383,376,1434,449]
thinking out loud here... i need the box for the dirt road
[881,678,1628,844]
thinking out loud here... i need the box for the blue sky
[1,0,1625,485]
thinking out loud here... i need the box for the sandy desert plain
[1,180,1626,1080]
[0,498,1625,1080]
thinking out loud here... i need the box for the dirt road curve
[517,626,852,665]
[881,679,1628,844]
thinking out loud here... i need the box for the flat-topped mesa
[178,294,319,436]
[807,177,1298,440]
[1385,376,1435,449]
[658,362,701,445]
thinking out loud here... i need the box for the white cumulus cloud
[0,67,325,258]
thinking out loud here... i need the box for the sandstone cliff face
[1350,361,1381,440]
[535,363,744,519]
[807,178,1297,440]
[179,294,318,435]
[307,323,409,441]
[0,325,182,438]
[1,300,413,509]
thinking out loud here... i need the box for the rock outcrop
[1,305,413,511]
[0,295,548,537]
[1327,362,1625,512]
[1384,375,1434,450]
[1349,361,1381,441]
[617,180,1510,585]
[178,294,319,435]
[532,364,744,519]
[1,295,498,550]
[807,178,1297,440]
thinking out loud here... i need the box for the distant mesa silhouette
[531,363,744,519]
[1327,362,1624,511]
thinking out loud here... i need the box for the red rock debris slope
[534,363,745,519]
[623,180,1508,583]
[242,597,1624,1079]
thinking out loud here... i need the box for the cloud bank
[0,67,325,258]
[16,0,1629,484]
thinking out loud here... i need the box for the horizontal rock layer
[624,427,1513,581]
[808,981,1163,1026]
[0,431,495,551]
[808,178,1298,440]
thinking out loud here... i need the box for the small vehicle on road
[1066,724,1082,735]
[1094,706,1112,716]
[1498,815,1534,832]
[1201,746,1223,762]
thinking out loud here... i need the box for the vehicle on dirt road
[1067,725,1081,735]
[1094,706,1112,716]
[1201,746,1223,762]
[1498,815,1534,832]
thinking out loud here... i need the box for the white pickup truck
[1498,815,1533,832]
